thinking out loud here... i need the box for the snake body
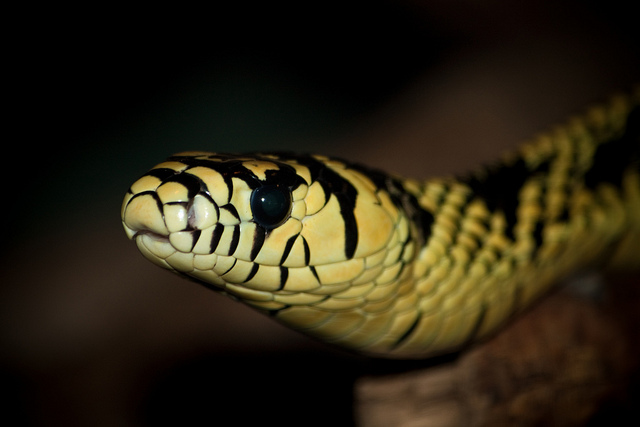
[122,89,640,358]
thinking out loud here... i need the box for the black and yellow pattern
[122,88,640,358]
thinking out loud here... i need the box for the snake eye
[250,185,292,230]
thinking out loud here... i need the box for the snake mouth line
[133,230,170,244]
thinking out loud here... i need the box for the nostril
[187,194,218,230]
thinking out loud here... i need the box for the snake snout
[122,192,168,240]
[122,174,224,259]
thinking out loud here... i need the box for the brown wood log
[355,275,640,427]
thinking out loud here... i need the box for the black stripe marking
[129,191,164,214]
[392,312,421,348]
[302,236,310,266]
[347,162,436,248]
[244,263,259,283]
[532,220,545,249]
[585,105,640,190]
[170,155,260,190]
[145,168,179,182]
[189,230,202,252]
[220,258,237,276]
[228,225,240,255]
[210,223,224,253]
[464,158,551,241]
[279,266,288,290]
[309,265,320,284]
[165,172,204,199]
[280,235,298,265]
[341,202,358,260]
[250,227,266,261]
[221,204,240,222]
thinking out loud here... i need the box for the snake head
[121,152,414,349]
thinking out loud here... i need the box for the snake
[121,88,640,358]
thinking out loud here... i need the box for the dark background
[2,1,639,425]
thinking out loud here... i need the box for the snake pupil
[250,185,292,230]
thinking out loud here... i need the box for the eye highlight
[250,185,292,230]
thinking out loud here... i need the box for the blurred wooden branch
[355,275,640,427]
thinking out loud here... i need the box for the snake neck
[380,93,640,353]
